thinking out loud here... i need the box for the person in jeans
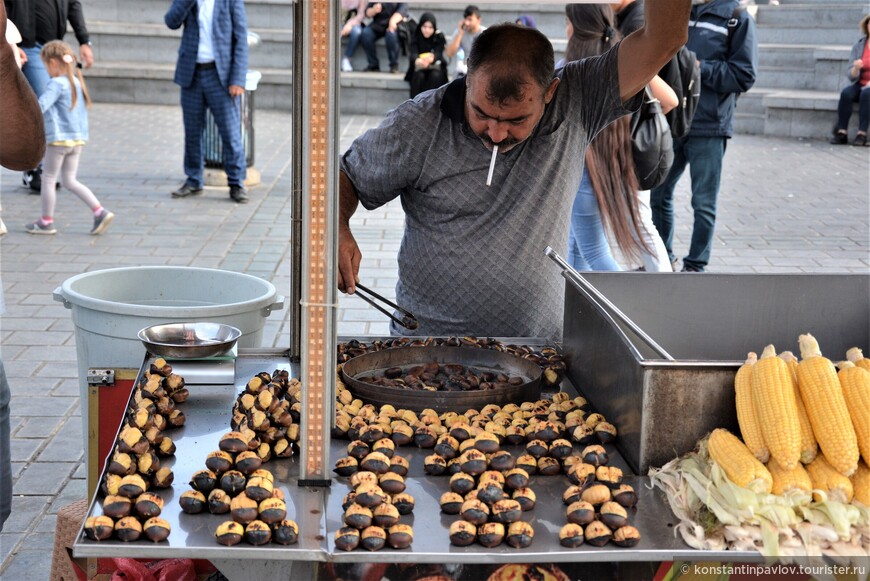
[650,0,757,272]
[340,0,367,72]
[360,2,407,73]
[830,14,870,147]
[4,0,94,192]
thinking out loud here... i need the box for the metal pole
[290,1,304,362]
[298,0,338,486]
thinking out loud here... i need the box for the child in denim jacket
[26,40,113,235]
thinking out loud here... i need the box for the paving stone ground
[0,103,867,579]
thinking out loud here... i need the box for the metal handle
[544,246,674,361]
[354,283,419,330]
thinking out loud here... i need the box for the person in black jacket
[404,12,447,98]
[612,0,645,36]
[649,0,757,272]
[4,0,93,190]
[360,2,407,73]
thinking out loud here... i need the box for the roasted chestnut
[103,495,132,519]
[134,492,164,518]
[114,516,143,542]
[505,521,534,549]
[563,485,583,507]
[235,451,262,475]
[571,424,596,445]
[245,476,274,502]
[512,487,536,512]
[413,425,437,449]
[599,501,628,529]
[273,519,299,545]
[347,440,370,461]
[118,474,147,498]
[390,423,414,447]
[490,499,522,525]
[566,501,595,526]
[459,449,487,476]
[594,422,618,444]
[515,454,538,475]
[360,525,387,551]
[108,451,134,476]
[151,467,174,489]
[354,484,386,508]
[378,472,406,495]
[208,489,231,514]
[143,517,171,542]
[391,493,415,515]
[387,523,414,549]
[581,445,609,467]
[460,498,490,526]
[344,503,373,529]
[612,525,640,548]
[334,456,359,477]
[584,520,612,547]
[360,452,391,475]
[476,482,505,506]
[567,462,596,487]
[473,432,500,454]
[424,454,447,476]
[219,431,249,454]
[613,484,638,508]
[537,456,561,476]
[230,494,259,524]
[477,522,505,548]
[179,490,207,514]
[439,491,464,514]
[449,472,476,495]
[559,522,584,548]
[389,455,409,477]
[549,438,573,460]
[244,520,272,546]
[84,515,115,541]
[371,438,395,458]
[350,470,378,489]
[372,503,400,528]
[580,484,612,508]
[334,526,360,551]
[258,498,287,525]
[596,466,623,488]
[488,450,515,472]
[525,439,549,459]
[217,470,245,496]
[504,468,530,491]
[190,469,218,494]
[448,519,476,547]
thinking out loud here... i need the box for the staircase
[73,0,867,139]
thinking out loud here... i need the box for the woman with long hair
[563,4,676,271]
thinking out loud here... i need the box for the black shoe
[171,183,203,198]
[364,65,380,72]
[829,131,848,145]
[681,264,704,273]
[852,133,868,147]
[229,185,249,204]
[389,65,400,74]
[22,168,41,192]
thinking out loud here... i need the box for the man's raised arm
[617,0,690,102]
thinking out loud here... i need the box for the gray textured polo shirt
[341,45,639,339]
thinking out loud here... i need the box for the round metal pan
[340,346,543,413]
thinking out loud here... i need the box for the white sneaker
[0,217,7,236]
[341,57,353,72]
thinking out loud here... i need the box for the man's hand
[229,84,244,97]
[338,226,362,294]
[368,3,382,17]
[79,43,94,68]
[457,19,466,33]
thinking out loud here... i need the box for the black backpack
[657,45,700,140]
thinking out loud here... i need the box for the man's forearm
[0,47,45,170]
[339,170,359,227]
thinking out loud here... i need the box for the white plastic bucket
[53,266,284,450]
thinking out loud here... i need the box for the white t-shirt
[197,0,216,63]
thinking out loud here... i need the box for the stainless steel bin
[562,273,870,475]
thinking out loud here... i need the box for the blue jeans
[360,27,399,70]
[21,44,49,97]
[345,24,363,59]
[567,169,622,271]
[650,136,726,271]
[836,82,870,134]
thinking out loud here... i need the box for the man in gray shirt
[339,2,690,339]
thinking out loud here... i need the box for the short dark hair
[463,5,480,18]
[466,24,554,102]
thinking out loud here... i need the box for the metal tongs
[545,246,674,361]
[353,282,420,330]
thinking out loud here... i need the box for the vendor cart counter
[74,350,758,580]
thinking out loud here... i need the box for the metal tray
[74,349,755,566]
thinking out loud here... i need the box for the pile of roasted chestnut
[229,369,301,461]
[179,430,299,546]
[354,362,528,392]
[336,337,566,387]
[84,359,187,543]
[333,441,415,551]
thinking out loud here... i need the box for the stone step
[756,65,825,90]
[82,21,292,69]
[755,4,867,27]
[757,25,861,45]
[82,0,293,30]
[757,43,850,68]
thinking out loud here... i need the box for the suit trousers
[180,67,246,188]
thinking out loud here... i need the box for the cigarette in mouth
[486,145,498,186]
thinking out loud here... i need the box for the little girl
[26,40,113,235]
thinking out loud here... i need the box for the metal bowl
[137,322,242,359]
[341,346,543,413]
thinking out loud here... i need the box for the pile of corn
[650,334,870,559]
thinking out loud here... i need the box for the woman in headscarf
[404,12,448,98]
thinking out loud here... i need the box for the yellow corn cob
[734,352,769,463]
[846,347,870,372]
[767,459,812,495]
[708,428,773,494]
[750,345,800,470]
[851,462,870,506]
[779,351,818,464]
[836,360,870,466]
[806,455,854,503]
[796,334,859,477]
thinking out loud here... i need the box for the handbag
[630,85,674,191]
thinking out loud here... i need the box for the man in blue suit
[166,0,249,203]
